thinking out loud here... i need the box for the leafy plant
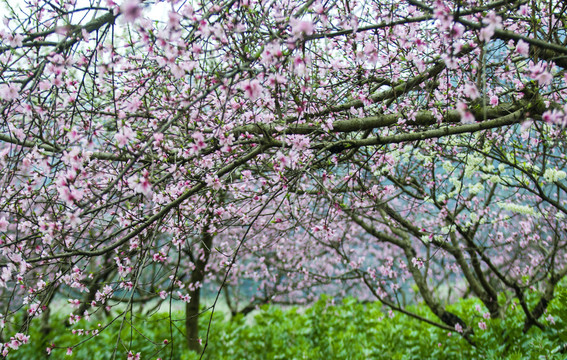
[11,288,567,359]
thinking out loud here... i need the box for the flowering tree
[0,0,566,357]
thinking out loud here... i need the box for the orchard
[0,0,566,358]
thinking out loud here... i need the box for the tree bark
[186,286,202,352]
[186,222,213,352]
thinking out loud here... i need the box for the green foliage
[13,310,190,360]
[10,289,567,359]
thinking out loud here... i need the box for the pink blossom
[169,64,185,79]
[478,321,487,330]
[0,83,20,101]
[542,109,566,127]
[218,133,234,153]
[518,5,529,16]
[290,18,314,37]
[0,217,8,232]
[15,333,29,344]
[489,95,499,106]
[8,124,25,142]
[128,351,141,360]
[0,267,12,288]
[39,80,51,91]
[456,102,475,124]
[81,28,89,41]
[128,172,152,197]
[241,79,264,101]
[28,303,41,316]
[530,61,553,86]
[286,135,310,150]
[2,31,23,47]
[7,339,20,350]
[55,26,73,36]
[153,132,165,148]
[95,285,113,303]
[115,126,135,147]
[463,83,480,99]
[293,56,309,75]
[153,252,166,262]
[191,131,207,154]
[275,151,290,169]
[479,11,502,42]
[441,54,459,69]
[461,112,475,124]
[125,96,142,112]
[262,42,283,66]
[479,26,495,42]
[177,291,191,303]
[450,23,465,39]
[168,11,181,29]
[205,175,222,190]
[192,44,202,54]
[515,40,529,56]
[482,12,502,28]
[411,257,424,269]
[66,347,73,356]
[181,4,194,18]
[433,2,452,29]
[120,0,142,23]
[59,186,84,206]
[536,72,553,86]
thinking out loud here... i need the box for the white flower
[470,213,479,223]
[489,175,501,184]
[543,168,567,183]
[497,202,536,216]
[468,183,484,195]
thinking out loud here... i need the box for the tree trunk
[186,287,202,352]
[185,223,213,352]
